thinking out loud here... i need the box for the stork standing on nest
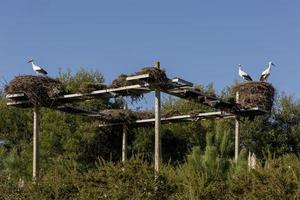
[238,64,253,81]
[28,59,48,76]
[260,61,275,82]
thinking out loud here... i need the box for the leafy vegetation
[0,69,300,199]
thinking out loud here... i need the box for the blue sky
[1,0,299,107]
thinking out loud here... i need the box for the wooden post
[33,106,40,181]
[235,92,240,162]
[122,104,128,162]
[154,61,161,173]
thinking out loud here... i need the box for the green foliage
[1,69,300,199]
[58,67,104,93]
[228,154,300,199]
[174,128,231,200]
[0,157,176,200]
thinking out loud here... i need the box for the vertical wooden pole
[154,61,161,173]
[122,104,128,162]
[33,106,40,181]
[235,92,240,163]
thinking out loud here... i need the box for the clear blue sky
[1,0,299,106]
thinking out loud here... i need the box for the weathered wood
[33,106,40,181]
[6,93,26,98]
[122,105,128,162]
[98,111,233,127]
[154,62,161,173]
[6,84,151,106]
[171,77,193,87]
[235,92,240,162]
[126,73,150,81]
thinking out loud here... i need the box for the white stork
[260,61,275,82]
[238,64,253,81]
[28,59,48,76]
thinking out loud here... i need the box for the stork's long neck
[268,63,272,71]
[31,62,37,68]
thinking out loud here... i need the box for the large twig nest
[110,74,145,101]
[109,67,169,101]
[5,75,66,107]
[98,109,154,123]
[233,81,275,112]
[134,67,168,85]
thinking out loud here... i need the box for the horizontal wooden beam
[126,74,150,81]
[6,84,151,106]
[171,77,193,87]
[98,111,233,127]
[97,107,266,127]
[6,93,26,98]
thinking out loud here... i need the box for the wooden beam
[98,111,232,127]
[126,74,150,81]
[6,84,151,106]
[171,77,193,87]
[33,106,40,181]
[235,92,240,162]
[6,93,26,98]
[154,62,161,174]
[122,105,128,162]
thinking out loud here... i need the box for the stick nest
[109,67,169,101]
[233,81,275,112]
[5,75,66,106]
[98,109,154,123]
[134,67,169,86]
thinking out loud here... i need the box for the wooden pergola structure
[6,62,267,180]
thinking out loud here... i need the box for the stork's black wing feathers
[243,75,253,81]
[259,74,269,82]
[37,68,48,75]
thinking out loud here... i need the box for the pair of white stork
[239,61,275,82]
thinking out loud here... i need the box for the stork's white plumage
[28,59,48,76]
[238,64,253,81]
[260,61,275,82]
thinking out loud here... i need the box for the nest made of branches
[109,67,169,101]
[232,81,275,112]
[98,109,154,123]
[78,82,107,93]
[133,67,169,86]
[5,75,66,107]
[109,74,145,101]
